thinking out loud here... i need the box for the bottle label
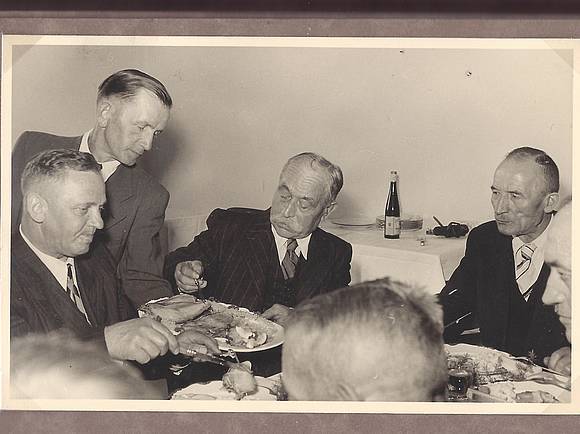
[384,216,401,236]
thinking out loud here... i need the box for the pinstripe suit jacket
[10,232,134,341]
[11,131,174,309]
[163,208,352,312]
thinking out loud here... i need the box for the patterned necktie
[281,238,299,280]
[515,243,536,300]
[67,263,90,323]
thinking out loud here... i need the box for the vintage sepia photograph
[1,35,577,413]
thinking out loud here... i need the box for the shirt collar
[19,226,72,289]
[271,225,311,262]
[512,216,552,251]
[80,130,120,182]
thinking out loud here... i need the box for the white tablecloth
[321,222,467,294]
[162,212,468,295]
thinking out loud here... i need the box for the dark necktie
[67,263,90,323]
[281,238,299,280]
[515,243,536,300]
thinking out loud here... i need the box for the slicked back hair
[97,69,173,108]
[505,146,559,194]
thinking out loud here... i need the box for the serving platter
[140,296,284,353]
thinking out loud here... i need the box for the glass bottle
[384,170,401,239]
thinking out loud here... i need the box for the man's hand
[175,260,207,294]
[262,303,292,326]
[104,318,179,364]
[543,346,571,376]
[177,329,220,356]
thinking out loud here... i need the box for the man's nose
[141,129,154,151]
[90,208,104,230]
[494,194,509,214]
[282,200,297,217]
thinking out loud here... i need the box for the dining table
[320,220,467,294]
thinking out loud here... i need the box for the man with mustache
[541,200,572,375]
[164,152,352,325]
[439,147,568,363]
[12,69,175,309]
[11,149,218,366]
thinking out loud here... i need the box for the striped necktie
[281,238,299,280]
[515,243,536,300]
[66,263,90,323]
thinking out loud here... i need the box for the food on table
[180,301,280,350]
[171,374,283,401]
[139,294,210,330]
[446,344,541,385]
[478,383,559,403]
[228,326,267,349]
[140,297,281,350]
[222,362,258,399]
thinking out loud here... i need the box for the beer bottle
[384,170,401,239]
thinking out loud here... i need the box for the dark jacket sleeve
[329,238,352,289]
[163,208,230,290]
[118,178,174,307]
[438,228,480,341]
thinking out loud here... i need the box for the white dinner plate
[140,297,284,353]
[171,374,282,400]
[329,217,376,227]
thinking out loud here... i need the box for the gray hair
[21,149,102,194]
[98,68,173,108]
[505,146,559,194]
[283,152,344,203]
[285,278,447,400]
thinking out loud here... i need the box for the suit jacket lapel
[244,217,277,302]
[488,233,515,344]
[295,229,330,300]
[13,234,91,332]
[103,165,135,228]
[75,256,103,327]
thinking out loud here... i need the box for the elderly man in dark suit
[164,152,352,324]
[11,69,174,309]
[439,147,568,363]
[11,149,218,365]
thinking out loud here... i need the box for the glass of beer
[448,367,474,401]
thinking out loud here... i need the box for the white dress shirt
[271,225,311,264]
[20,226,90,323]
[79,130,120,182]
[511,218,551,298]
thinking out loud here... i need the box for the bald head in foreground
[282,278,448,401]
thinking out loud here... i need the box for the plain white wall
[10,44,573,228]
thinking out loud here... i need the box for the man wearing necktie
[11,149,218,366]
[11,69,176,310]
[164,152,352,325]
[439,147,569,362]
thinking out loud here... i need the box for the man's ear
[321,201,336,221]
[544,192,560,214]
[25,192,48,223]
[96,99,113,128]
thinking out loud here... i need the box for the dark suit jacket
[11,232,134,341]
[12,131,174,308]
[163,208,352,312]
[439,221,568,361]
